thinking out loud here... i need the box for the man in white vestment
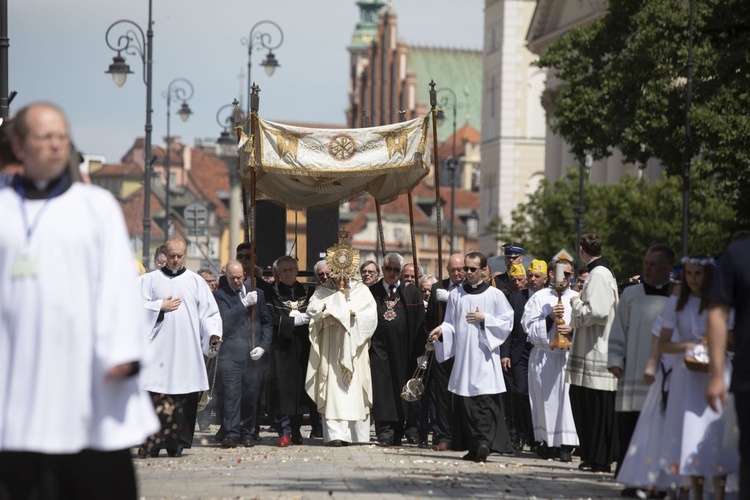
[0,102,159,498]
[305,235,378,446]
[521,258,579,463]
[607,244,673,485]
[428,251,514,462]
[139,236,222,458]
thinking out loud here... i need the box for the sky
[8,0,484,163]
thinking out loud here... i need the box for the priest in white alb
[0,102,159,498]
[138,236,222,458]
[305,233,377,446]
[521,258,579,462]
[428,251,515,462]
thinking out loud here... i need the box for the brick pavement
[134,425,622,499]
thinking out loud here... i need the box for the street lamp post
[241,21,283,128]
[1,0,11,119]
[162,78,194,237]
[681,0,695,257]
[104,0,154,268]
[217,102,242,255]
[577,153,593,263]
[435,87,465,254]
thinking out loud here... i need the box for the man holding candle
[522,258,579,462]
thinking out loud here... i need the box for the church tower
[347,0,387,127]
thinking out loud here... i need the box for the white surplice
[435,284,513,397]
[139,270,222,394]
[608,285,670,412]
[0,183,159,453]
[521,287,579,447]
[305,279,377,442]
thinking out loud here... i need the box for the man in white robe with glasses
[428,251,514,462]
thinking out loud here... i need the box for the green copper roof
[407,46,483,142]
[349,0,387,51]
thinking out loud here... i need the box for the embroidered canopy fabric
[238,114,431,210]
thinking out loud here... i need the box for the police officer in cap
[493,242,525,297]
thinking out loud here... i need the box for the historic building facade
[525,0,664,185]
[478,0,548,255]
[343,1,483,273]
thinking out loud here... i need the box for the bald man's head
[225,260,245,291]
[11,103,70,181]
[165,236,187,272]
[447,253,466,285]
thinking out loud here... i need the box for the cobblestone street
[135,426,621,499]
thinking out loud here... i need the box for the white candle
[555,261,565,287]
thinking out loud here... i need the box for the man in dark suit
[264,255,316,447]
[214,260,273,448]
[424,253,466,451]
[369,252,425,446]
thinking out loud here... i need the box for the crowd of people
[1,102,747,500]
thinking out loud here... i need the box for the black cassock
[369,280,425,425]
[264,281,316,416]
[501,288,534,448]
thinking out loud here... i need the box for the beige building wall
[479,0,547,256]
[527,1,665,189]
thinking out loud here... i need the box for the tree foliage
[535,0,750,228]
[487,168,735,280]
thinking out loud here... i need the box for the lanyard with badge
[11,176,67,278]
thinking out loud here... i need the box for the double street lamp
[435,87,466,254]
[162,78,194,237]
[241,20,283,126]
[217,102,243,254]
[104,0,154,267]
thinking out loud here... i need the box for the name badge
[11,255,38,278]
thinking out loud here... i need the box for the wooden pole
[400,109,420,283]
[248,84,261,346]
[408,192,419,282]
[375,201,386,259]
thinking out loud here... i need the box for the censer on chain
[401,342,435,402]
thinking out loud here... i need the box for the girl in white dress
[616,311,687,494]
[658,255,738,500]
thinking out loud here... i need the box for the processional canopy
[238,114,431,210]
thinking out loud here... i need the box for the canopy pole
[375,201,386,259]
[248,84,261,347]
[400,109,420,284]
[407,193,419,282]
[429,80,443,284]
[248,84,260,288]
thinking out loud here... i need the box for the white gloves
[293,312,310,326]
[250,347,265,361]
[435,288,450,302]
[241,290,258,307]
[416,355,429,369]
